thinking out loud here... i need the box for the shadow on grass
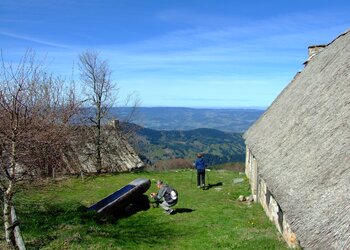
[204,182,223,190]
[174,208,195,214]
[83,194,151,223]
[81,194,180,247]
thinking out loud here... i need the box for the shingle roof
[244,30,350,249]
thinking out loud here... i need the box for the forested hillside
[79,107,264,166]
[134,127,245,166]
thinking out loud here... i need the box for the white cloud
[0,31,72,49]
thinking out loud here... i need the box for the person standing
[150,180,178,215]
[194,153,207,188]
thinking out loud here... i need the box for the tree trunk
[96,102,102,173]
[3,192,13,247]
[3,139,16,247]
[80,169,85,181]
[11,206,26,250]
[96,135,102,173]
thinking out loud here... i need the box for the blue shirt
[195,158,206,170]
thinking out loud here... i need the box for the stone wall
[245,146,299,248]
[258,178,299,248]
[245,146,258,200]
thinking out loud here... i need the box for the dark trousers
[197,170,205,186]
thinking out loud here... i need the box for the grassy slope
[13,170,290,249]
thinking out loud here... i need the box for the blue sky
[1,0,350,108]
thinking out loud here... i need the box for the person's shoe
[197,185,201,188]
[166,209,174,215]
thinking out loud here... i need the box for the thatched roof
[244,30,350,249]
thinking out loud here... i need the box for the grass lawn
[11,169,290,249]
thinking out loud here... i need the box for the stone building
[244,30,350,249]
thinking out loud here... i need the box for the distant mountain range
[78,107,265,165]
[112,107,264,133]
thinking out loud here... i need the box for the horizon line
[114,106,267,110]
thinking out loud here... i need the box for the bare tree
[0,50,79,249]
[78,51,117,173]
[119,91,142,139]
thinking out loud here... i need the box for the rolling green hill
[134,127,245,166]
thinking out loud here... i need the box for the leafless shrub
[0,50,80,249]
